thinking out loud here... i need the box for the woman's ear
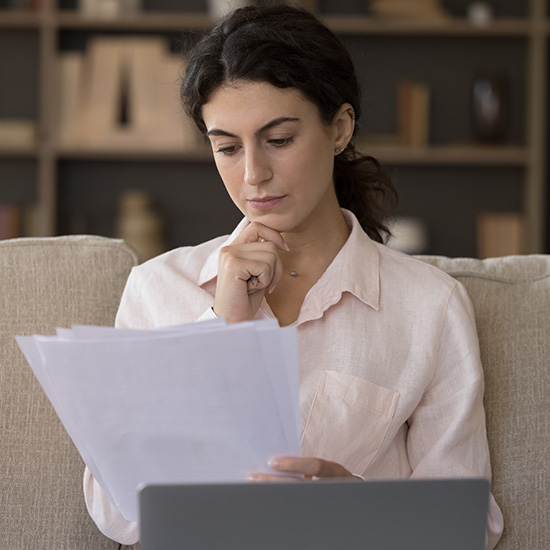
[333,103,356,152]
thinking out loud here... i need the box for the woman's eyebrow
[206,117,300,138]
[257,117,300,135]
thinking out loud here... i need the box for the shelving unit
[0,0,547,255]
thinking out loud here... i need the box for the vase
[471,72,508,143]
[207,0,253,20]
[467,2,493,26]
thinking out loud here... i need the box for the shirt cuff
[196,307,218,322]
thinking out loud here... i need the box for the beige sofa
[1,235,549,549]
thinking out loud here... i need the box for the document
[16,319,301,522]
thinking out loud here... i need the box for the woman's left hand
[248,456,360,482]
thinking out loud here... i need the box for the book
[477,212,524,259]
[397,80,430,147]
[0,204,20,240]
[79,37,126,147]
[0,119,36,148]
[127,38,173,149]
[57,52,84,147]
[152,54,203,152]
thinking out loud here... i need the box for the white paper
[16,320,300,522]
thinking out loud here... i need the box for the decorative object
[79,0,141,17]
[466,1,493,25]
[116,190,166,262]
[207,0,254,20]
[471,71,508,143]
[387,217,429,255]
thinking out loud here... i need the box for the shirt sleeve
[406,282,503,550]
[83,466,139,545]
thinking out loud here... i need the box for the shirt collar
[304,209,380,312]
[197,209,380,311]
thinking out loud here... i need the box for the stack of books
[57,37,203,153]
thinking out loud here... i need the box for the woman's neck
[279,206,351,281]
[264,207,350,326]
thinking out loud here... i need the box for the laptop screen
[139,478,490,550]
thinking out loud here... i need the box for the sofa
[1,235,549,549]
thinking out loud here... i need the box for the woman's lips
[247,195,286,210]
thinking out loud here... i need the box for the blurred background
[0,0,547,261]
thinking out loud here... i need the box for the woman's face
[201,80,345,235]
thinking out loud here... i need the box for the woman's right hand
[213,222,289,323]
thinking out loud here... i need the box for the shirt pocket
[301,370,399,474]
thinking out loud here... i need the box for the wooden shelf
[0,10,42,29]
[325,16,532,36]
[0,145,39,158]
[55,10,214,32]
[5,10,528,36]
[56,143,527,166]
[362,144,529,166]
[57,146,213,162]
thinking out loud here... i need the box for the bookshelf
[0,0,547,256]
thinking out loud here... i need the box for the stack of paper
[16,319,300,522]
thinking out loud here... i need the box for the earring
[348,108,356,120]
[334,146,344,155]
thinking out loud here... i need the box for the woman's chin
[245,213,295,234]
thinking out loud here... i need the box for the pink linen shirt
[84,210,503,547]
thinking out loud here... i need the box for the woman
[84,5,503,547]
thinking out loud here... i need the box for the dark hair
[181,5,397,243]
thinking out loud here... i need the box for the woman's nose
[244,147,272,186]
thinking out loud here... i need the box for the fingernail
[283,243,290,252]
[268,284,277,294]
[268,458,281,468]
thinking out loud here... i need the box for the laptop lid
[139,478,490,550]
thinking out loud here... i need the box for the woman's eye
[215,145,238,157]
[268,137,294,148]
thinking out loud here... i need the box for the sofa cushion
[0,236,138,550]
[419,255,550,550]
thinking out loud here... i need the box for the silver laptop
[139,478,489,550]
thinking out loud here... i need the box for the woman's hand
[248,456,361,482]
[214,222,289,323]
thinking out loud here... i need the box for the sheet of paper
[16,335,115,503]
[69,317,226,339]
[255,324,300,452]
[17,320,300,522]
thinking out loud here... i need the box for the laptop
[139,478,490,550]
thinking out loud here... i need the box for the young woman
[84,5,503,547]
